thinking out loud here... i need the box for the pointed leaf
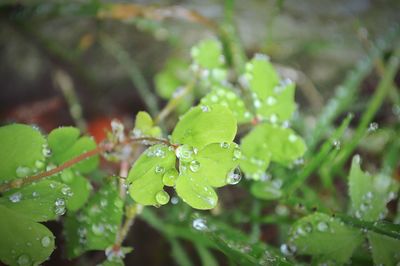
[368,231,400,265]
[348,155,398,221]
[0,124,46,183]
[172,105,237,149]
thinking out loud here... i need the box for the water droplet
[54,202,66,216]
[42,144,52,157]
[162,168,179,187]
[200,105,210,112]
[266,96,277,105]
[41,236,51,247]
[192,218,208,231]
[155,190,170,205]
[288,134,298,143]
[92,224,105,235]
[270,114,278,123]
[317,221,329,232]
[233,146,242,161]
[254,99,261,108]
[175,145,195,163]
[155,165,165,175]
[226,168,242,185]
[100,199,108,207]
[9,192,22,203]
[333,139,341,150]
[171,196,179,205]
[280,244,296,256]
[368,122,379,132]
[34,160,45,170]
[32,191,39,198]
[17,254,31,265]
[16,166,31,178]
[61,170,74,183]
[189,160,200,172]
[220,142,230,149]
[55,198,65,207]
[61,187,73,197]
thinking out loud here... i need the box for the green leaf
[0,124,46,183]
[155,58,189,99]
[288,212,363,263]
[250,180,282,200]
[200,85,253,124]
[256,81,296,122]
[0,180,71,222]
[191,39,224,69]
[51,136,99,173]
[59,170,92,212]
[191,142,241,188]
[0,204,55,266]
[133,111,161,138]
[127,144,176,206]
[64,180,123,258]
[172,105,237,149]
[48,127,80,155]
[240,123,306,179]
[245,55,279,100]
[348,155,398,221]
[367,231,400,265]
[175,171,218,210]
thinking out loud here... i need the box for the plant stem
[333,47,400,173]
[114,204,142,248]
[0,136,172,193]
[154,77,197,124]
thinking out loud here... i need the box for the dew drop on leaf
[162,168,179,187]
[16,166,31,178]
[155,165,165,175]
[189,160,200,172]
[155,190,170,205]
[226,168,242,185]
[41,144,52,157]
[317,221,329,232]
[92,223,105,235]
[220,142,230,149]
[41,236,51,247]
[192,218,208,231]
[9,192,22,203]
[34,160,45,170]
[280,244,296,256]
[17,254,31,265]
[175,144,195,163]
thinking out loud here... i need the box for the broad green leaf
[51,136,99,173]
[175,171,217,210]
[367,231,400,265]
[64,180,123,258]
[288,212,363,263]
[0,180,70,222]
[191,142,241,188]
[59,170,92,212]
[0,205,55,265]
[256,81,296,122]
[200,86,253,124]
[191,39,224,69]
[48,127,80,155]
[240,123,306,179]
[128,144,176,206]
[240,124,272,180]
[172,105,237,149]
[133,111,161,138]
[0,124,46,183]
[245,55,279,100]
[155,58,189,99]
[250,180,282,200]
[348,155,398,221]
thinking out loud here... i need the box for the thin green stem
[333,48,400,172]
[284,113,353,194]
